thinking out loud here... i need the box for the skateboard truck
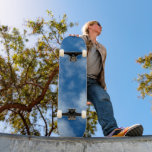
[65,52,82,62]
[57,109,86,120]
[69,53,80,62]
[63,109,81,120]
[59,49,87,62]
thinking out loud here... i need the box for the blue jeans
[87,77,118,136]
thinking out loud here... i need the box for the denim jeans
[87,77,118,136]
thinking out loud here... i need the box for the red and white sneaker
[108,124,143,137]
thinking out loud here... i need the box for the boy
[78,21,143,137]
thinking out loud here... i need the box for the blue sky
[0,0,152,136]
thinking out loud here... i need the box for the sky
[0,0,152,137]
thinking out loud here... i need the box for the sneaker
[108,124,143,137]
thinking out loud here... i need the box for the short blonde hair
[81,21,101,35]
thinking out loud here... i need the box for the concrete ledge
[0,133,152,152]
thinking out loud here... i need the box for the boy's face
[89,22,102,36]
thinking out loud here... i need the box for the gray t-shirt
[87,45,102,79]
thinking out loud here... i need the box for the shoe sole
[125,124,143,136]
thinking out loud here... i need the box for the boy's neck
[88,32,98,44]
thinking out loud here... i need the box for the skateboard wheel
[82,50,87,57]
[59,49,64,57]
[57,110,62,118]
[81,110,86,119]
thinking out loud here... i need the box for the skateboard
[57,36,87,137]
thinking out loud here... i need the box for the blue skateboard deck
[58,36,87,137]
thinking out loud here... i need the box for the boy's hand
[69,34,79,37]
[87,101,92,105]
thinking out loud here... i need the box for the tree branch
[48,104,54,136]
[18,111,31,135]
[41,31,59,60]
[0,66,59,113]
[36,105,48,136]
[8,109,31,135]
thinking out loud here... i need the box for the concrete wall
[0,133,152,152]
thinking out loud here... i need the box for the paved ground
[0,133,152,152]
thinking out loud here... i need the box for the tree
[136,52,152,99]
[0,11,98,136]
